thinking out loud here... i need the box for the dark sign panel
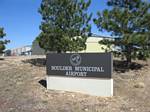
[46,53,112,78]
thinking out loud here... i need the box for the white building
[82,35,113,53]
[11,45,32,56]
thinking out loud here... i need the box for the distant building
[31,35,113,55]
[31,40,45,55]
[11,45,32,56]
[82,35,112,53]
[6,35,113,56]
[3,50,11,56]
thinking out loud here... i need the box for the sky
[0,0,108,49]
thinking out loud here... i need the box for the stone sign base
[47,76,113,97]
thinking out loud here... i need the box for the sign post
[46,53,113,96]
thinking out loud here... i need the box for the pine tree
[94,0,150,66]
[37,0,92,53]
[0,27,9,54]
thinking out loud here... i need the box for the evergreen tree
[94,0,150,66]
[37,0,92,53]
[0,27,9,54]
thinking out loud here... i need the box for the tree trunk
[125,45,132,68]
[126,54,131,67]
[57,49,62,53]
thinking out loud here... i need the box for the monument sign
[46,53,113,96]
[46,53,112,78]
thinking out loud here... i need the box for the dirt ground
[0,56,150,112]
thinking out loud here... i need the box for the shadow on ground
[39,79,47,88]
[0,58,4,60]
[113,60,145,73]
[22,58,46,67]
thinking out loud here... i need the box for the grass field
[0,56,150,112]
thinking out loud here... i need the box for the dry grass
[0,56,150,112]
